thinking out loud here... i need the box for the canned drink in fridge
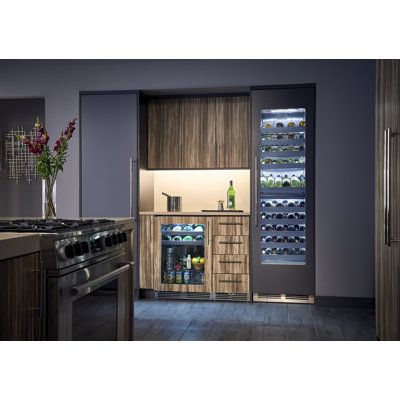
[183,270,191,284]
[166,270,175,284]
[175,270,183,284]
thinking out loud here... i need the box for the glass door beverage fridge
[251,86,315,296]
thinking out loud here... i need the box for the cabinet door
[153,216,212,292]
[376,60,400,340]
[148,99,182,169]
[0,253,42,340]
[216,96,250,168]
[181,97,216,168]
[139,215,154,289]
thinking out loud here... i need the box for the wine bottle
[227,180,236,210]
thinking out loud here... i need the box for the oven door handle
[71,262,133,296]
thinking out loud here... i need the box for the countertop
[0,233,41,261]
[139,211,250,216]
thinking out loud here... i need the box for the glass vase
[42,178,56,219]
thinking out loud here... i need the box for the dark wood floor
[134,300,376,341]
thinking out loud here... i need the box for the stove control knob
[73,242,83,256]
[117,233,123,244]
[81,241,89,254]
[122,232,127,242]
[112,234,118,245]
[91,237,102,251]
[105,235,113,247]
[63,244,74,259]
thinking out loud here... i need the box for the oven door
[47,253,133,341]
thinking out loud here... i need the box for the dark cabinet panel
[0,253,42,340]
[148,99,182,169]
[376,60,400,340]
[216,96,250,168]
[181,97,216,168]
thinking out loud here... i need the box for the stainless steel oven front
[47,252,134,341]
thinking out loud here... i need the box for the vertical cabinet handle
[384,128,400,246]
[207,220,211,245]
[254,156,259,226]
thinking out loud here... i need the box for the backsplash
[153,169,250,212]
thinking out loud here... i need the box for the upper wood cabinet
[147,95,249,169]
[148,98,182,169]
[181,97,216,168]
[216,96,250,168]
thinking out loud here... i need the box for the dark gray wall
[0,98,45,217]
[0,60,375,298]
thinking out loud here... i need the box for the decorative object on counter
[17,117,77,219]
[2,127,38,182]
[161,192,182,212]
[218,200,224,211]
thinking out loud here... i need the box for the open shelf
[260,126,306,134]
[260,163,305,170]
[261,150,305,158]
[260,188,306,196]
[261,138,305,145]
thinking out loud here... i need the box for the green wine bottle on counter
[227,180,236,210]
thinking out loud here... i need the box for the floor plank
[263,303,289,340]
[310,306,345,340]
[288,304,317,340]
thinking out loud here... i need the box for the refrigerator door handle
[254,156,259,226]
[129,158,137,219]
[385,128,400,245]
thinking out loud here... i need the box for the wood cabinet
[215,96,250,168]
[211,216,250,295]
[181,97,216,168]
[139,215,154,289]
[148,98,182,169]
[376,60,400,340]
[0,252,42,340]
[147,96,250,169]
[153,216,213,293]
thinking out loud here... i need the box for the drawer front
[213,255,249,274]
[212,235,249,255]
[213,273,249,293]
[212,217,249,236]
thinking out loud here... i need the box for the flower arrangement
[17,117,77,218]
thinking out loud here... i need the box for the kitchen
[0,58,398,343]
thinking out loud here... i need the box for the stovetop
[0,219,115,233]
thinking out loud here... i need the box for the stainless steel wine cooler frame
[250,85,316,296]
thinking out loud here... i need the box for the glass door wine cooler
[251,86,315,295]
[154,216,212,293]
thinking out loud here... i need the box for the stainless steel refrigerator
[251,85,315,298]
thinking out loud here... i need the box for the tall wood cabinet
[147,95,249,169]
[376,60,400,340]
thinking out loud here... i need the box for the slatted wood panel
[376,60,400,340]
[148,99,182,169]
[212,235,249,255]
[153,216,212,292]
[0,253,41,340]
[213,273,249,294]
[139,215,154,289]
[181,97,216,168]
[212,254,249,274]
[216,96,250,168]
[212,216,249,236]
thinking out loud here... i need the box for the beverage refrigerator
[251,86,315,296]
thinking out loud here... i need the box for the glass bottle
[291,174,300,187]
[266,174,275,188]
[274,175,283,188]
[227,180,236,209]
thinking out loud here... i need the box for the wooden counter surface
[0,233,41,261]
[139,211,250,217]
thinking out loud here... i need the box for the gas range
[1,218,131,271]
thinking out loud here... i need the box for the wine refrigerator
[251,85,315,297]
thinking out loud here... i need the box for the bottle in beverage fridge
[186,254,192,269]
[299,174,305,187]
[282,175,291,187]
[227,180,236,209]
[291,174,300,187]
[274,175,283,188]
[266,174,275,188]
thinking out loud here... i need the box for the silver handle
[254,156,259,226]
[219,279,242,284]
[71,262,133,296]
[129,158,137,218]
[218,222,242,226]
[219,241,242,245]
[384,128,400,245]
[207,220,211,245]
[219,261,242,264]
